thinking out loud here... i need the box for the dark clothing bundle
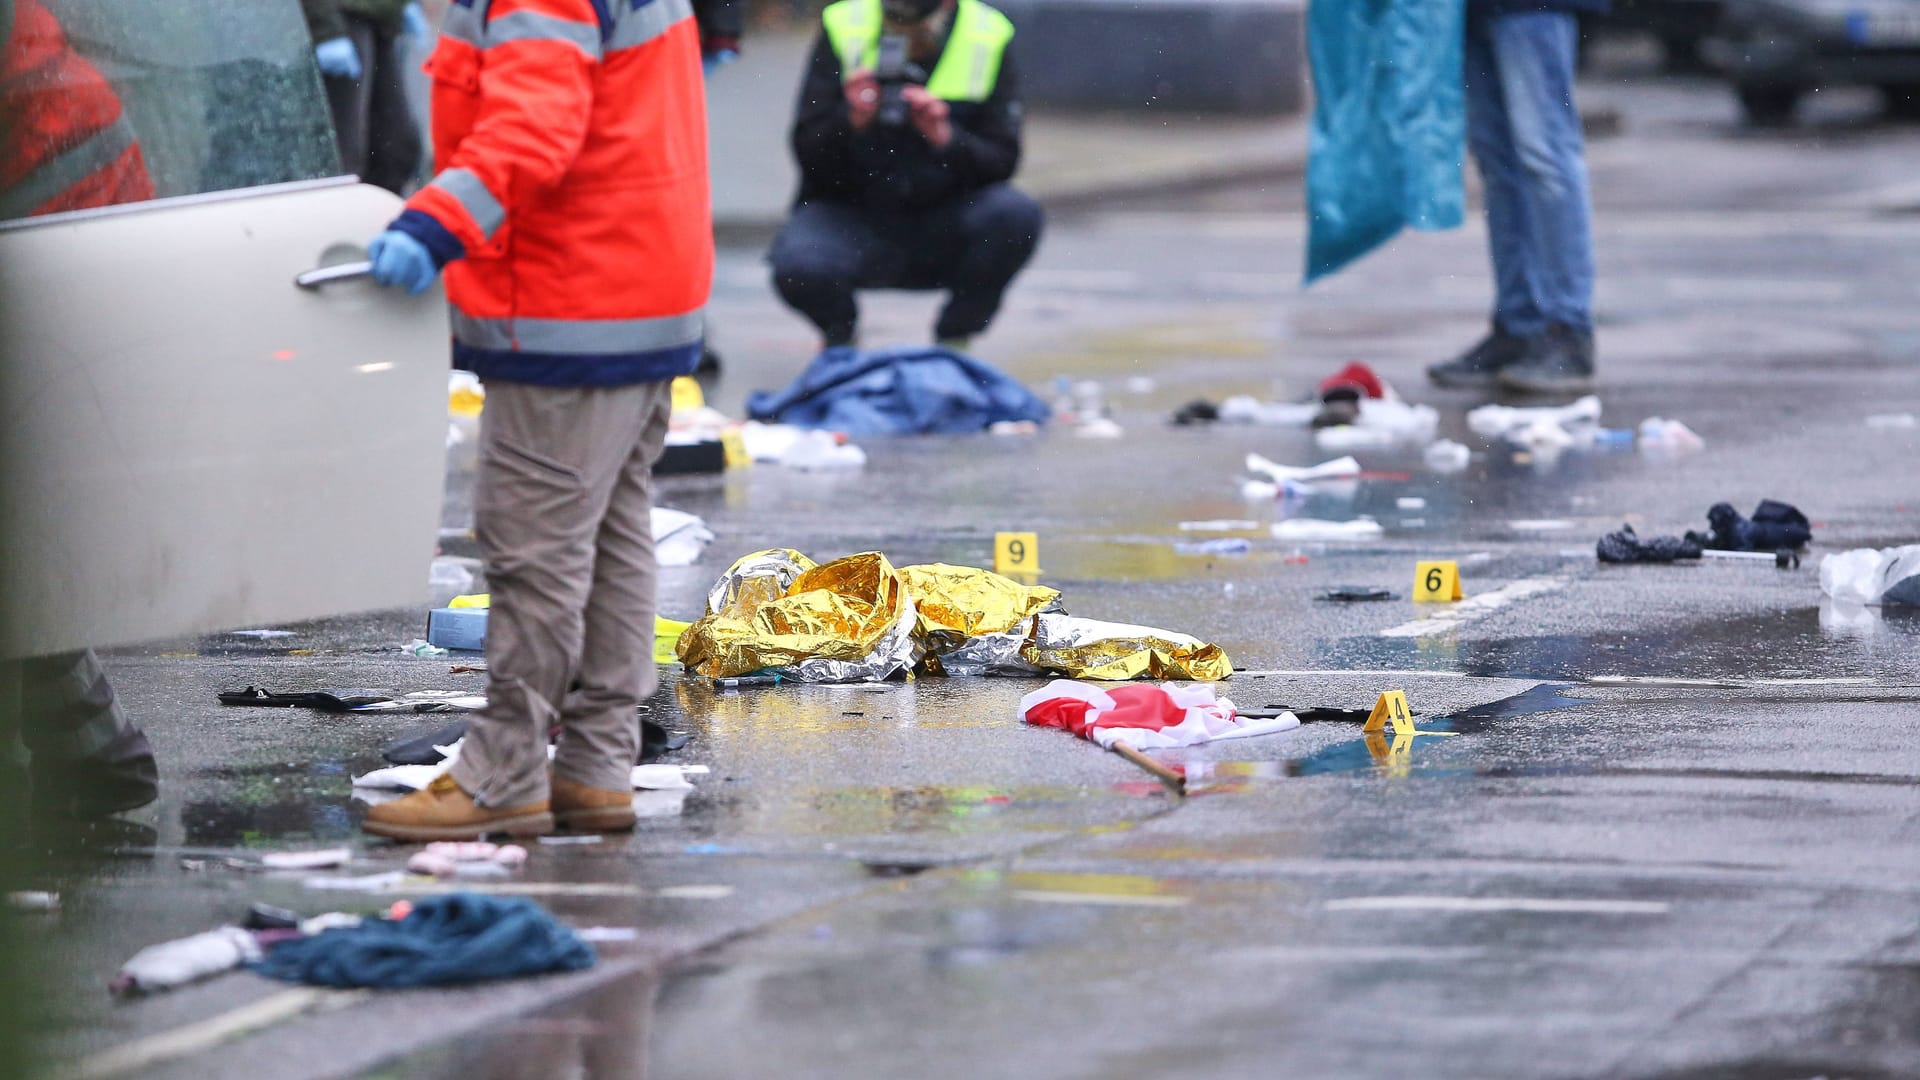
[1596,525,1702,564]
[745,344,1051,435]
[1686,500,1812,552]
[254,894,594,988]
[789,29,1024,213]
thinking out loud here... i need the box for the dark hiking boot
[1498,325,1596,394]
[1427,326,1531,388]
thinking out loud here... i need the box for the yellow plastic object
[654,615,691,664]
[721,428,749,469]
[671,376,704,414]
[449,593,490,609]
[897,563,1058,647]
[449,382,485,419]
[1413,560,1463,602]
[993,531,1040,574]
[1361,690,1457,738]
[678,551,909,678]
[1019,613,1232,682]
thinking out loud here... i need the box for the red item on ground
[1318,361,1386,401]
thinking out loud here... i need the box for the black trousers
[323,14,423,196]
[769,184,1044,346]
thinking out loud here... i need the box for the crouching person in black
[770,0,1041,352]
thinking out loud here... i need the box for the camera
[873,34,924,129]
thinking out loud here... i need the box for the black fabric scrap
[1685,499,1811,552]
[1597,524,1702,564]
[1317,585,1396,602]
[1171,400,1219,425]
[380,717,688,767]
[219,687,392,712]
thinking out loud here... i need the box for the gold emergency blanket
[678,550,1231,682]
[1019,613,1233,682]
[678,551,920,681]
[896,563,1060,648]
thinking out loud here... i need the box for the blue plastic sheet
[1304,0,1467,283]
[745,346,1051,436]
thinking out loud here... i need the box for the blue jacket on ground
[746,346,1051,436]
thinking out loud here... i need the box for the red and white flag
[1019,680,1300,750]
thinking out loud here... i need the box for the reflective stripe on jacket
[0,0,155,220]
[820,0,1012,103]
[393,0,714,387]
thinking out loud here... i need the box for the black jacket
[788,26,1023,213]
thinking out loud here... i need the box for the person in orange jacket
[0,0,154,219]
[359,0,713,842]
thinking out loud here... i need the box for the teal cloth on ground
[253,893,595,988]
[1304,0,1467,283]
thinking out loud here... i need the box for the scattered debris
[746,346,1050,435]
[1271,518,1384,541]
[218,687,392,711]
[1685,500,1811,552]
[407,842,529,879]
[1020,680,1300,751]
[1245,453,1362,484]
[1596,525,1702,564]
[1423,439,1471,473]
[259,848,352,871]
[112,927,262,996]
[402,639,451,659]
[252,894,595,989]
[1637,417,1705,455]
[1174,538,1252,556]
[1179,519,1260,532]
[1820,545,1920,606]
[1317,585,1396,602]
[653,507,717,567]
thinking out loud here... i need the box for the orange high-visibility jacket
[392,0,713,386]
[0,0,156,219]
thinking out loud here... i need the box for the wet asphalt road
[20,69,1920,1080]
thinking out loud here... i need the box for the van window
[0,0,341,222]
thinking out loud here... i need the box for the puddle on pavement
[179,760,366,846]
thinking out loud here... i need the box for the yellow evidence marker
[994,532,1041,575]
[1361,690,1457,738]
[1413,560,1463,602]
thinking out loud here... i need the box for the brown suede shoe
[362,775,553,841]
[551,771,637,832]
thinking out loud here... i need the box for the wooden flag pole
[1110,741,1186,796]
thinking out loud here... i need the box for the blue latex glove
[314,37,363,80]
[402,3,430,39]
[367,231,438,295]
[702,48,738,76]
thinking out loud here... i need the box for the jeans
[323,14,424,196]
[1464,11,1594,335]
[769,184,1044,345]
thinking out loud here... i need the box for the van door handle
[295,261,374,289]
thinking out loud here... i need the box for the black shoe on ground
[1498,324,1595,394]
[1427,326,1531,388]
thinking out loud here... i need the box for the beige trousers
[451,379,672,808]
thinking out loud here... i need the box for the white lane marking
[1236,669,1469,679]
[1012,890,1192,908]
[1326,896,1669,915]
[1587,676,1875,688]
[1378,576,1569,639]
[1022,268,1145,291]
[65,988,367,1080]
